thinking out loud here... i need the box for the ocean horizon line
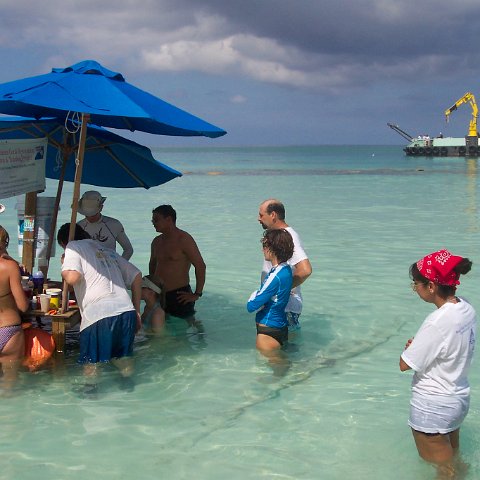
[150,143,404,150]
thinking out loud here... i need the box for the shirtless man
[0,226,29,388]
[149,205,206,322]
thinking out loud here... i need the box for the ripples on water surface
[1,146,479,479]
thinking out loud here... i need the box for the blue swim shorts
[79,310,137,364]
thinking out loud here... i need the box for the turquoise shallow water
[1,146,480,479]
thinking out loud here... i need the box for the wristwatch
[194,291,203,297]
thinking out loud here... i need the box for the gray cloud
[1,0,479,145]
[179,0,479,56]
[1,0,479,92]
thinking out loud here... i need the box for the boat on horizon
[389,92,480,157]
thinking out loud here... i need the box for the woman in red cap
[400,249,476,476]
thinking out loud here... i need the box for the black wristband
[194,291,203,297]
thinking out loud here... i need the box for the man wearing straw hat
[77,190,133,260]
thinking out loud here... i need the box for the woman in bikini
[0,226,29,388]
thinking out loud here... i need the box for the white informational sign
[0,138,48,199]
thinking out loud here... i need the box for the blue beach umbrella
[0,60,224,280]
[0,116,183,270]
[0,60,226,138]
[0,59,225,242]
[0,117,182,189]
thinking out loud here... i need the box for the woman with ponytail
[400,249,476,476]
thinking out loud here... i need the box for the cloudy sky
[1,0,479,146]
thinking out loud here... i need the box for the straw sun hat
[78,191,106,217]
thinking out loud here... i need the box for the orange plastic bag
[22,325,55,371]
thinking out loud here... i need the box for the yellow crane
[444,92,478,137]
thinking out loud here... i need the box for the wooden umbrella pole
[68,114,89,236]
[44,131,72,279]
[22,191,37,274]
[62,113,89,313]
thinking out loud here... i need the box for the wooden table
[23,307,81,353]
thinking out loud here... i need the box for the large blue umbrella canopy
[0,60,226,138]
[0,117,182,189]
[0,116,183,272]
[0,59,224,275]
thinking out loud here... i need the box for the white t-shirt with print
[401,297,476,398]
[62,239,140,331]
[78,215,133,259]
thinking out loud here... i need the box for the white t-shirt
[62,239,141,331]
[78,215,133,260]
[401,297,477,398]
[262,226,308,314]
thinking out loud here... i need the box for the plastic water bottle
[32,271,44,295]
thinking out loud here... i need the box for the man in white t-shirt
[58,223,141,392]
[77,190,134,260]
[258,199,312,331]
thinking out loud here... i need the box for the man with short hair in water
[258,199,312,331]
[149,205,205,326]
[0,226,29,388]
[58,223,141,392]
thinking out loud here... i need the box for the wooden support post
[22,192,37,274]
[61,113,89,313]
[51,319,66,353]
[45,131,72,279]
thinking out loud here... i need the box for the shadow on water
[181,317,406,448]
[12,289,406,442]
[10,313,210,396]
[119,291,407,448]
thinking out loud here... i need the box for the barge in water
[388,92,480,157]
